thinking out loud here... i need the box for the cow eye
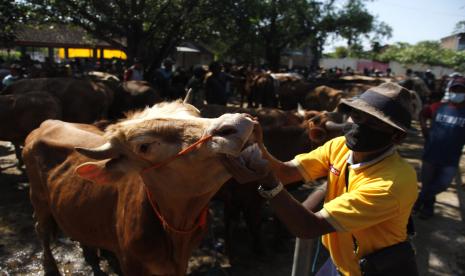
[139,143,150,153]
[215,127,237,136]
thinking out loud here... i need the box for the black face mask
[343,122,393,152]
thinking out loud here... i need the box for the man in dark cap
[205,61,227,105]
[223,82,419,275]
[123,57,144,81]
[416,76,465,219]
[153,58,175,99]
[2,64,22,87]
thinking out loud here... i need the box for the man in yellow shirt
[224,82,419,275]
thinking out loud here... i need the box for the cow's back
[3,78,111,123]
[108,80,162,119]
[0,91,61,143]
[23,120,121,249]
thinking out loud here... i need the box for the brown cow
[244,72,278,108]
[86,71,121,82]
[303,85,344,112]
[23,100,255,275]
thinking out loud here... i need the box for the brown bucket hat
[338,82,412,133]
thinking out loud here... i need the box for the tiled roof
[15,25,117,48]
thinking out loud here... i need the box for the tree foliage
[454,20,465,34]
[0,1,24,47]
[335,0,373,46]
[205,0,386,70]
[378,41,465,71]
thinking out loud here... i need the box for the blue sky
[326,0,465,51]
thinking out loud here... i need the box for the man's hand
[221,144,270,184]
[253,120,264,148]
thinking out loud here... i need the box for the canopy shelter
[11,25,126,61]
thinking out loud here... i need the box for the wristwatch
[257,182,283,200]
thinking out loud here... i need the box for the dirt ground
[0,121,464,276]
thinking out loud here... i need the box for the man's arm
[419,104,432,138]
[302,181,327,212]
[262,175,334,239]
[253,122,303,185]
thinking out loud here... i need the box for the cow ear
[75,161,112,184]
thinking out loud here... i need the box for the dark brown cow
[1,78,112,166]
[106,80,163,119]
[2,78,113,123]
[1,78,161,165]
[0,91,62,164]
[23,100,255,275]
[277,80,315,110]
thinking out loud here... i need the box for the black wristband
[260,173,281,189]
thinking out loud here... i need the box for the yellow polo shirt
[293,136,418,276]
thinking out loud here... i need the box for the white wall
[321,58,358,70]
[320,58,457,77]
[389,61,455,77]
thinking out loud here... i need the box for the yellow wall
[58,48,127,59]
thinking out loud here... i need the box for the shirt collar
[347,146,396,170]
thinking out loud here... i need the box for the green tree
[333,46,349,58]
[378,41,465,71]
[199,0,264,64]
[206,0,340,70]
[0,1,24,47]
[335,0,373,47]
[454,20,465,34]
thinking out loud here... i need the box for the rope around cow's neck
[140,134,213,234]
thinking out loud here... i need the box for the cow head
[305,111,346,146]
[75,100,255,196]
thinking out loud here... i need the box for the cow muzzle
[207,114,255,156]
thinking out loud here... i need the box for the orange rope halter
[140,134,213,234]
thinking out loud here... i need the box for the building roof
[440,32,465,42]
[10,25,212,56]
[178,41,213,55]
[14,25,121,49]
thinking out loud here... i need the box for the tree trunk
[309,37,324,73]
[266,45,281,72]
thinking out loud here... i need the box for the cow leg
[13,143,24,168]
[81,245,106,276]
[34,213,60,275]
[244,199,265,255]
[223,201,234,259]
[119,256,145,276]
[100,249,123,275]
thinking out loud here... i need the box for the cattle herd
[0,72,421,275]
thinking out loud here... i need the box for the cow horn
[183,88,193,104]
[297,103,305,117]
[325,121,347,131]
[75,137,121,160]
